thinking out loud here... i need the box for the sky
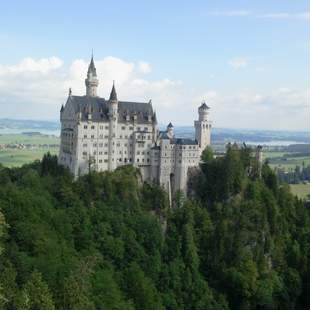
[0,0,310,130]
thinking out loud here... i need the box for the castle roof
[173,138,198,145]
[109,83,117,101]
[66,95,155,123]
[167,122,173,128]
[199,102,210,110]
[159,131,170,139]
[87,56,97,76]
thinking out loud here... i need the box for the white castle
[59,56,212,198]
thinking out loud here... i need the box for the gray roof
[167,122,173,128]
[66,95,155,123]
[109,84,117,101]
[151,145,161,150]
[159,131,170,139]
[173,138,198,145]
[199,102,210,110]
[88,56,97,76]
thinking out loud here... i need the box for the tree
[19,270,55,310]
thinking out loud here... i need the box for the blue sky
[1,0,310,130]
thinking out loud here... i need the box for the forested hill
[0,148,310,309]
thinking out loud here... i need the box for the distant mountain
[1,118,310,144]
[173,126,310,144]
[0,119,60,135]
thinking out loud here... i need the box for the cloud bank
[0,56,310,130]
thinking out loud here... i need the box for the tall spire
[88,52,97,76]
[109,81,117,101]
[85,53,99,97]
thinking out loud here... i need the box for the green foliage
[0,151,309,309]
[19,270,55,310]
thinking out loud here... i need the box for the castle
[58,56,212,197]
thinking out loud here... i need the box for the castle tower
[85,55,99,97]
[167,122,174,139]
[194,102,211,152]
[108,82,118,171]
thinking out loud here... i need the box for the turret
[195,102,212,153]
[108,82,118,171]
[85,55,99,97]
[198,102,210,121]
[108,82,118,119]
[167,122,174,139]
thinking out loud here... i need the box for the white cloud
[259,11,310,20]
[210,10,310,21]
[0,57,63,75]
[259,13,291,19]
[138,61,152,74]
[228,57,249,70]
[198,88,310,130]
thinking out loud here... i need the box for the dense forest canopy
[0,148,309,309]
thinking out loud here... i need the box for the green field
[264,151,310,170]
[290,183,310,200]
[0,134,59,167]
[0,133,59,145]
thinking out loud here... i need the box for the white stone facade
[58,57,212,197]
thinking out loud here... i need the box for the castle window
[124,158,127,163]
[104,159,108,163]
[144,127,148,131]
[84,135,87,138]
[129,158,132,162]
[99,159,102,163]
[137,158,140,162]
[147,158,150,163]
[84,125,87,129]
[125,135,128,139]
[119,158,122,162]
[91,125,95,129]
[99,143,103,147]
[93,143,97,147]
[105,126,109,130]
[137,151,140,155]
[117,143,120,147]
[83,143,87,147]
[105,143,108,147]
[129,126,133,130]
[91,135,94,139]
[99,151,103,155]
[105,135,108,139]
[104,152,108,155]
[83,151,87,156]
[122,126,125,130]
[137,127,141,131]
[99,134,103,138]
[119,135,123,139]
